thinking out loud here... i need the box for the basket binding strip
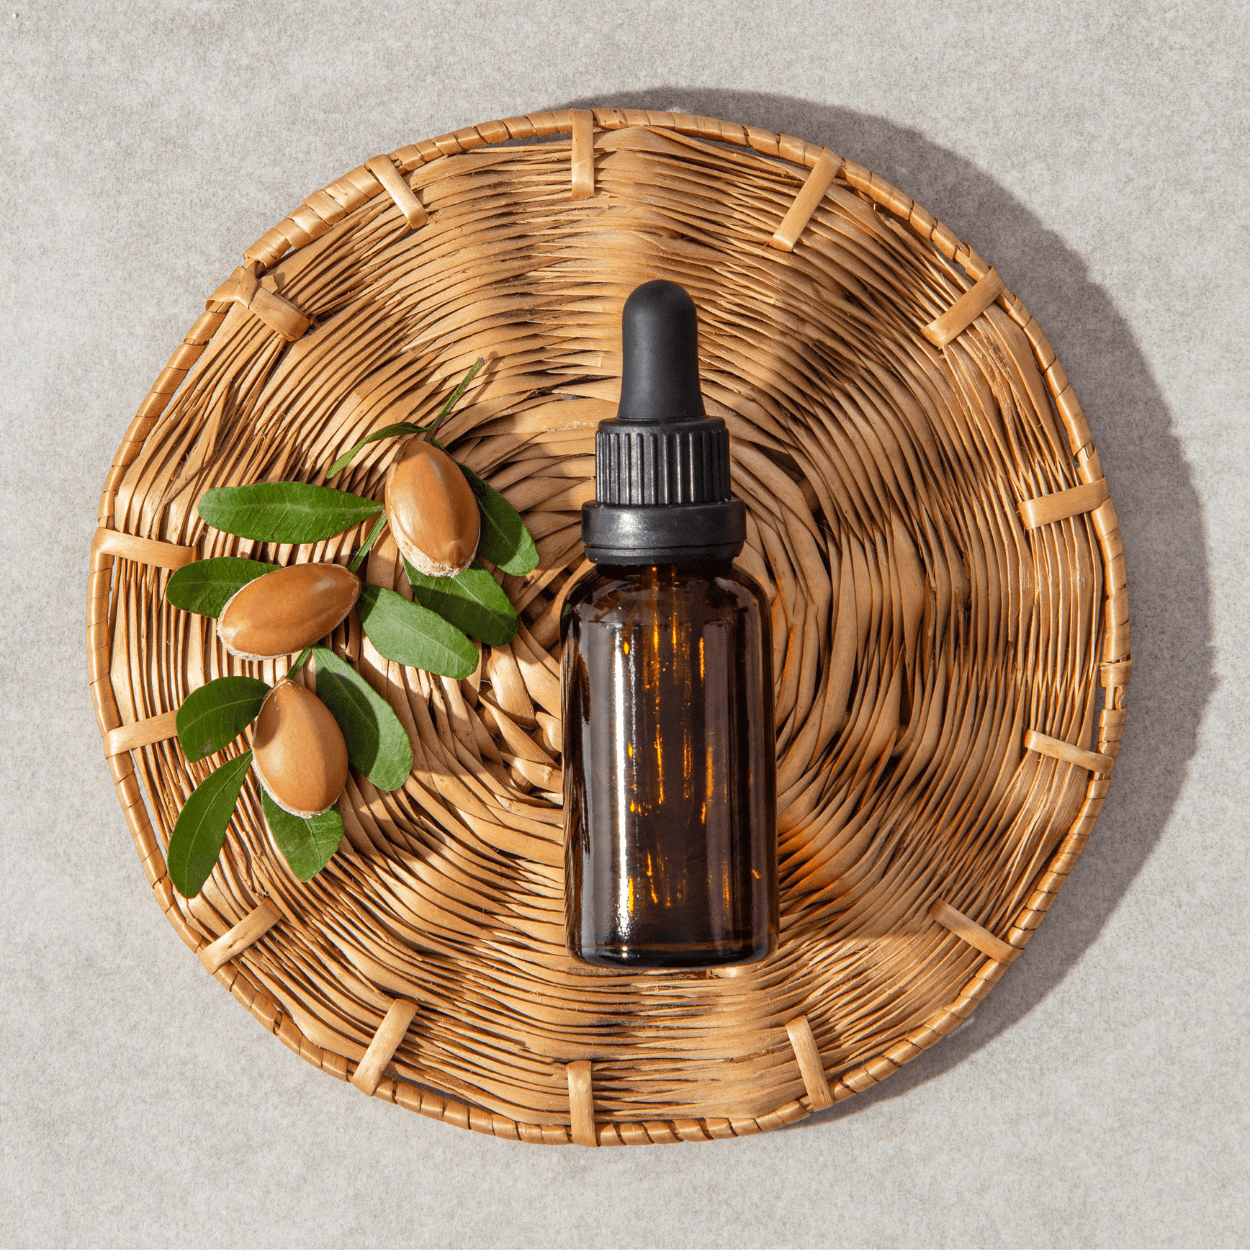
[87,109,1130,1146]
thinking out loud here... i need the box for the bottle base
[571,938,773,970]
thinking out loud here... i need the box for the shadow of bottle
[553,88,1215,1121]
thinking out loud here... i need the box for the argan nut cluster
[385,439,480,577]
[218,563,361,660]
[253,680,350,817]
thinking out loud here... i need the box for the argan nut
[385,439,480,578]
[217,563,361,660]
[252,680,349,817]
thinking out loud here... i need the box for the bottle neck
[590,559,737,579]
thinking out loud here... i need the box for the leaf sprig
[163,361,541,898]
[186,360,537,672]
[165,650,414,897]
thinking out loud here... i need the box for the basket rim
[86,107,1131,1147]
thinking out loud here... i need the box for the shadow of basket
[558,88,1212,1125]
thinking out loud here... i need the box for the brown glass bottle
[562,561,778,968]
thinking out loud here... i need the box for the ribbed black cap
[582,281,745,564]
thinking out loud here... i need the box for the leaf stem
[422,356,484,442]
[326,424,423,479]
[324,357,485,478]
[349,512,389,573]
[430,357,487,440]
[287,647,313,680]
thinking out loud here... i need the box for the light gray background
[3,2,1247,1246]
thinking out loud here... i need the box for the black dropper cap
[581,280,746,565]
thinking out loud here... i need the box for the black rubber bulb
[616,280,707,424]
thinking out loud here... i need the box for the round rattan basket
[87,109,1130,1146]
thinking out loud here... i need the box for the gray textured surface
[3,2,1248,1246]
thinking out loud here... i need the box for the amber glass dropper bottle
[561,280,778,969]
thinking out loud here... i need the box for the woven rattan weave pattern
[86,109,1130,1146]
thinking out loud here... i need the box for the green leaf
[404,558,518,647]
[198,482,382,544]
[176,676,270,761]
[458,464,539,576]
[260,789,344,882]
[348,512,389,574]
[166,557,279,618]
[310,646,413,791]
[357,585,478,679]
[167,750,253,898]
[326,422,424,479]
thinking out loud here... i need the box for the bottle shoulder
[562,561,769,624]
[720,563,771,611]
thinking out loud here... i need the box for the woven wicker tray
[86,109,1130,1147]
